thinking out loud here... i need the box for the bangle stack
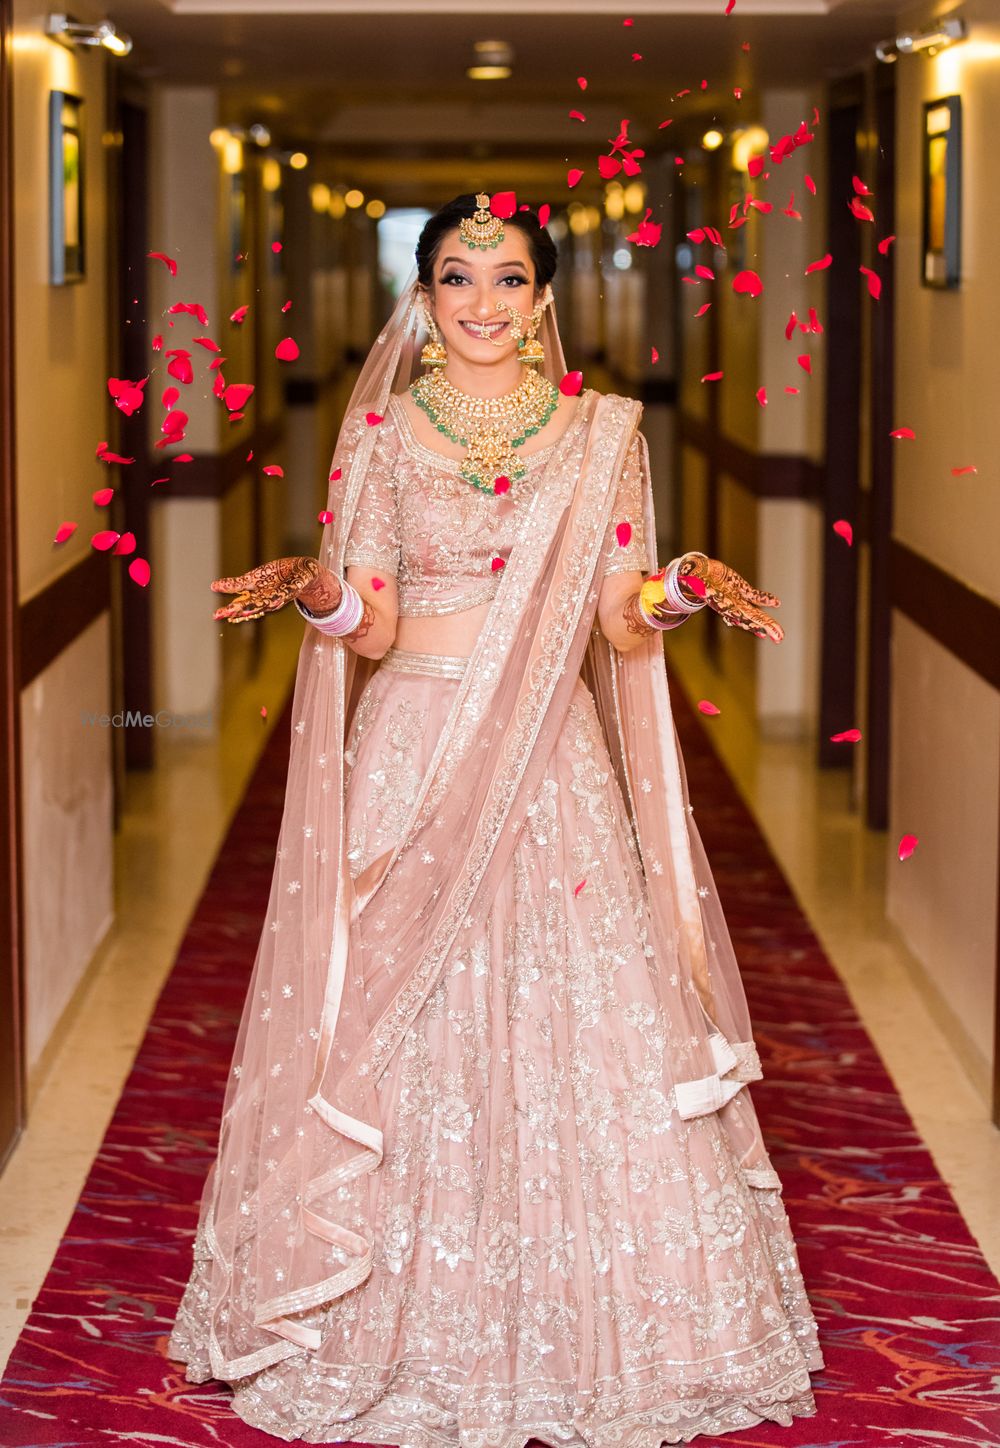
[638,553,708,631]
[295,578,365,636]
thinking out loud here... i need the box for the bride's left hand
[677,554,784,642]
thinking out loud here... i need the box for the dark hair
[415,194,558,290]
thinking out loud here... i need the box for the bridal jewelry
[419,304,448,369]
[459,193,505,250]
[410,368,559,494]
[490,284,553,366]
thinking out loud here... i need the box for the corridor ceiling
[105,0,902,201]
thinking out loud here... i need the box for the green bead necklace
[410,369,559,495]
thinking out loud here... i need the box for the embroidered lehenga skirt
[170,645,823,1445]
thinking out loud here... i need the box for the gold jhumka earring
[419,303,447,369]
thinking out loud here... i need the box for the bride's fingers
[211,574,253,593]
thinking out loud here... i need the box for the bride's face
[424,226,543,369]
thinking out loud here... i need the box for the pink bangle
[295,579,364,636]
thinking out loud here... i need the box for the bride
[167,192,825,1444]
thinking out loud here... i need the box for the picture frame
[49,90,85,285]
[921,94,961,289]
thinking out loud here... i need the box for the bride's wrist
[296,566,342,617]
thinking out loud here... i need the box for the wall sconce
[467,38,513,80]
[45,13,132,55]
[876,14,966,63]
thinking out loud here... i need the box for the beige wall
[888,0,1000,1098]
[12,6,116,1074]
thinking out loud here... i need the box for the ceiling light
[248,123,271,147]
[702,129,725,151]
[365,199,386,219]
[310,183,331,213]
[45,12,132,54]
[289,151,308,170]
[876,13,966,62]
[344,189,365,209]
[468,37,513,80]
[467,66,512,80]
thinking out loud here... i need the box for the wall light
[365,198,386,219]
[468,38,513,80]
[289,151,308,170]
[46,12,132,54]
[310,183,331,213]
[876,13,967,62]
[344,188,365,209]
[702,128,725,151]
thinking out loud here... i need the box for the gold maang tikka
[459,193,505,250]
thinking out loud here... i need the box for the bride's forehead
[434,228,533,271]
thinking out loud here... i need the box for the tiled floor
[1,611,997,1370]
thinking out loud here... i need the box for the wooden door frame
[0,0,26,1170]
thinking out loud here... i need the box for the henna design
[678,554,784,642]
[622,591,656,637]
[211,555,324,624]
[344,601,376,643]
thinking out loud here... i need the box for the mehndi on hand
[210,556,329,624]
[676,553,784,642]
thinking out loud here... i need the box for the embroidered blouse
[337,390,649,618]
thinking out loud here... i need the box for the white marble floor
[1,612,998,1371]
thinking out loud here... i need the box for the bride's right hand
[211,556,332,623]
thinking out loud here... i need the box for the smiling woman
[173,192,815,1446]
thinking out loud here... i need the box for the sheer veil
[179,254,780,1384]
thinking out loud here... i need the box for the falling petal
[112,532,137,555]
[849,197,875,223]
[747,154,767,180]
[784,386,800,395]
[852,175,873,195]
[271,241,283,253]
[491,556,506,572]
[898,833,919,862]
[684,573,706,598]
[366,412,384,426]
[574,879,587,897]
[92,487,114,506]
[626,208,662,246]
[805,253,833,274]
[806,308,824,333]
[701,371,724,383]
[318,509,334,524]
[695,264,715,281]
[733,87,743,101]
[599,155,623,179]
[569,110,586,122]
[616,521,632,548]
[281,301,292,312]
[650,346,660,363]
[54,521,77,544]
[370,576,385,592]
[91,530,120,551]
[695,302,713,317]
[860,265,882,300]
[152,334,163,350]
[567,168,584,188]
[96,444,135,465]
[538,204,551,227]
[698,700,721,716]
[830,728,862,743]
[890,427,916,440]
[230,304,250,323]
[223,382,255,411]
[560,371,583,396]
[275,337,300,361]
[756,387,768,407]
[193,335,222,352]
[805,173,817,195]
[493,476,511,494]
[658,119,673,130]
[577,76,588,89]
[833,519,853,546]
[330,467,342,481]
[491,190,517,218]
[951,465,978,476]
[151,477,170,487]
[797,354,812,374]
[262,465,284,477]
[732,269,763,298]
[161,409,189,434]
[877,233,897,255]
[725,0,736,12]
[167,354,194,385]
[167,301,210,326]
[128,557,151,587]
[147,250,177,276]
[162,386,180,409]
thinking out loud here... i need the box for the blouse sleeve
[342,417,401,575]
[601,429,650,576]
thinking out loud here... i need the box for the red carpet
[1,669,999,1446]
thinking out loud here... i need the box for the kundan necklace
[409,368,560,495]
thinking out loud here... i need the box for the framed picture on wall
[922,95,961,289]
[49,90,84,284]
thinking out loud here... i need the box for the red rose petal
[569,110,586,123]
[756,387,768,407]
[616,521,632,548]
[573,879,587,897]
[167,301,209,327]
[698,700,721,716]
[877,234,897,256]
[128,557,151,587]
[54,521,77,544]
[275,337,300,362]
[701,371,724,383]
[113,532,136,555]
[329,468,342,481]
[725,0,736,12]
[491,190,517,219]
[559,370,583,396]
[695,264,715,281]
[598,155,622,179]
[147,250,177,276]
[318,509,334,524]
[230,304,249,323]
[830,728,862,743]
[849,197,875,223]
[223,382,255,411]
[577,76,588,90]
[805,173,817,195]
[852,175,873,196]
[951,465,978,476]
[262,465,284,477]
[493,476,511,495]
[650,346,660,363]
[537,204,551,228]
[833,519,853,546]
[860,265,882,300]
[166,355,194,385]
[805,253,833,274]
[890,427,916,440]
[271,241,282,253]
[371,576,385,591]
[695,303,713,317]
[152,334,163,351]
[797,353,812,374]
[91,530,120,551]
[491,556,506,572]
[898,833,919,862]
[365,412,383,426]
[732,269,763,298]
[92,487,114,506]
[567,168,584,188]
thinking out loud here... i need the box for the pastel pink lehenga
[167,278,824,1446]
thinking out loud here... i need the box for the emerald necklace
[410,368,559,495]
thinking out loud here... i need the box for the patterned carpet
[1,669,998,1448]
